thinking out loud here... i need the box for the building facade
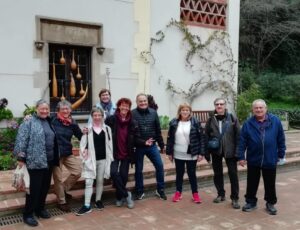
[0,0,240,118]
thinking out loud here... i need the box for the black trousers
[245,165,277,205]
[175,159,198,193]
[24,163,53,217]
[110,159,130,200]
[212,154,239,200]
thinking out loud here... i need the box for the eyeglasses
[215,103,225,106]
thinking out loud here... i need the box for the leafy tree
[239,0,300,73]
[237,84,263,122]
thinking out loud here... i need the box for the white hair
[252,99,267,108]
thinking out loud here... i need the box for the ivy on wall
[141,19,237,106]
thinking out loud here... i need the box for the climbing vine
[140,19,237,106]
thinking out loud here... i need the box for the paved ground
[1,168,300,230]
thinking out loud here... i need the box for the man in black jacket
[132,93,166,200]
[205,98,240,209]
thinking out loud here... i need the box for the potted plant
[159,115,170,142]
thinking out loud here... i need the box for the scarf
[115,111,131,159]
[57,113,72,126]
[101,101,113,115]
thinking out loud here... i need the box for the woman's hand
[17,161,25,168]
[168,155,173,162]
[82,149,88,160]
[197,155,204,162]
[23,114,32,121]
[239,160,246,167]
[82,127,88,135]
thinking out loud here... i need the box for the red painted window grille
[180,0,227,29]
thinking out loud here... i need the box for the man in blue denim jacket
[238,99,286,215]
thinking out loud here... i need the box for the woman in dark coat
[166,103,205,203]
[105,98,144,208]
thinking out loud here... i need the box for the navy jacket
[51,116,82,157]
[131,107,164,150]
[238,113,286,169]
[166,116,205,156]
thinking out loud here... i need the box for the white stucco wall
[0,0,136,117]
[150,0,240,118]
[0,0,240,118]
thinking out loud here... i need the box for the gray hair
[252,99,267,108]
[136,93,148,102]
[56,100,72,111]
[213,98,226,105]
[36,99,49,108]
[90,107,104,116]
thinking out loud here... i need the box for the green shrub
[0,108,13,121]
[0,119,19,170]
[23,104,36,116]
[257,73,300,103]
[238,65,257,93]
[0,152,16,170]
[237,83,263,123]
[268,108,300,129]
[159,115,170,130]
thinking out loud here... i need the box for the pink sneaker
[172,191,182,202]
[192,193,202,203]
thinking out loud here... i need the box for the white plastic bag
[12,164,30,193]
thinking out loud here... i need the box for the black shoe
[23,216,38,227]
[36,210,51,219]
[232,200,241,209]
[155,190,167,200]
[213,196,225,203]
[135,192,145,200]
[65,191,73,200]
[95,200,104,210]
[76,206,92,216]
[242,203,257,212]
[266,203,277,215]
[57,203,71,212]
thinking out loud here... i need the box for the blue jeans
[135,145,165,193]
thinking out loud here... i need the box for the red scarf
[57,113,72,126]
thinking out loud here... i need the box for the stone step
[0,148,299,202]
[1,155,300,216]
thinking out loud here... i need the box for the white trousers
[84,159,106,206]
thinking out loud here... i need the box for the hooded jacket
[238,113,286,169]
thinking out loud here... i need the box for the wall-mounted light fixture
[96,46,105,55]
[34,41,44,50]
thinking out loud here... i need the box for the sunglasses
[215,103,225,106]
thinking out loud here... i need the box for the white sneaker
[126,192,135,209]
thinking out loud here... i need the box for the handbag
[208,137,220,150]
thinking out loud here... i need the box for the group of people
[13,90,286,227]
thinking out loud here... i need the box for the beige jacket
[80,125,113,179]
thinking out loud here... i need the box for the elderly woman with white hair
[14,99,59,227]
[76,107,113,216]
